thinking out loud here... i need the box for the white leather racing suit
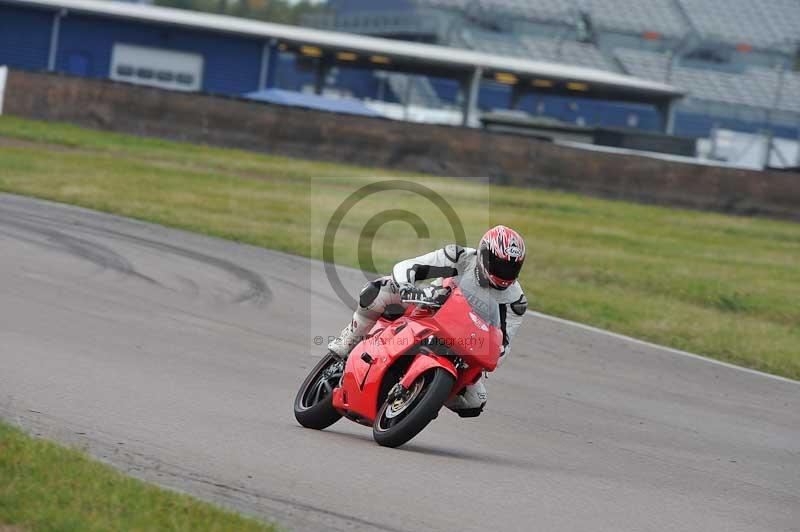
[328,245,527,416]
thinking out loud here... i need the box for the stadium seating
[305,9,447,37]
[677,0,800,49]
[480,0,572,25]
[616,48,800,113]
[588,0,686,38]
[440,0,685,37]
[455,28,612,70]
[456,25,799,116]
[767,70,800,113]
[425,0,799,48]
[412,0,471,11]
[454,28,528,59]
[324,0,800,137]
[520,35,614,70]
[614,48,671,81]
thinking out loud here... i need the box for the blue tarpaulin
[243,89,382,118]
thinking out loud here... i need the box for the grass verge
[0,115,798,380]
[0,421,278,532]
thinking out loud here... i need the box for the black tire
[373,368,454,448]
[294,353,344,430]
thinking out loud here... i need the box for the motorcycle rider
[327,225,527,418]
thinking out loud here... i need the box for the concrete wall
[5,69,800,221]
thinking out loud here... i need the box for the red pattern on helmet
[477,225,526,289]
[480,225,526,262]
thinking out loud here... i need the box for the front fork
[398,351,458,391]
[396,350,484,403]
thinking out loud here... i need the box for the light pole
[665,31,695,84]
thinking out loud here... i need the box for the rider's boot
[327,320,360,360]
[444,380,488,418]
[328,277,398,359]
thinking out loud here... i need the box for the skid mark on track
[0,215,160,286]
[92,226,272,306]
[0,207,271,307]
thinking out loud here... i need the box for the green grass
[0,422,278,532]
[0,115,799,380]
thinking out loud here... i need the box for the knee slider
[358,280,382,309]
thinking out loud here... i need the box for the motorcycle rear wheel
[294,353,344,430]
[373,368,454,448]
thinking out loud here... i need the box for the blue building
[2,0,270,94]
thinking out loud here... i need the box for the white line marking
[526,310,799,385]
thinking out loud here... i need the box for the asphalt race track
[1,193,798,532]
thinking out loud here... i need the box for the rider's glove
[400,285,450,307]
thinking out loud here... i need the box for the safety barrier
[3,69,798,221]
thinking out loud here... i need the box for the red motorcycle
[294,276,503,448]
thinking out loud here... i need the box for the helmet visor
[480,247,523,282]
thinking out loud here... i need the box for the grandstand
[617,49,800,113]
[450,27,613,70]
[462,0,687,38]
[521,36,613,70]
[0,0,682,131]
[314,0,800,140]
[1,0,796,146]
[678,0,800,49]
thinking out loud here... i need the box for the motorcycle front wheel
[373,368,454,448]
[294,353,344,430]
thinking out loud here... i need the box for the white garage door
[110,43,204,92]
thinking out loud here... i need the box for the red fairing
[331,280,503,422]
[426,285,502,371]
[399,353,457,390]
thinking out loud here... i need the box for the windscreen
[454,270,501,328]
